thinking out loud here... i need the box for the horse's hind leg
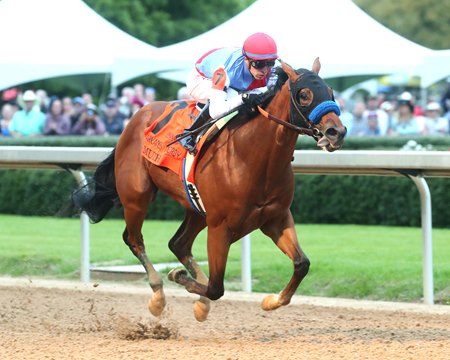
[260,210,310,311]
[167,212,210,321]
[121,187,166,317]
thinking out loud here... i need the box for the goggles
[249,59,276,69]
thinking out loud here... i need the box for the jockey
[180,32,278,153]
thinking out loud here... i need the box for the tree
[83,0,256,46]
[81,0,257,100]
[353,0,450,49]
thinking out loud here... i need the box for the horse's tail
[72,148,121,223]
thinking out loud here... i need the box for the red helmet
[242,32,278,60]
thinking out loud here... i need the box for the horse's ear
[312,57,321,74]
[280,59,300,82]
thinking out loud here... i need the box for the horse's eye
[297,88,313,107]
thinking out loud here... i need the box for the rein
[257,105,318,137]
[256,79,322,139]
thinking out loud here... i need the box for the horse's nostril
[325,128,338,137]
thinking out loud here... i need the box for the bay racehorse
[74,59,346,321]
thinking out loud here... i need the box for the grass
[0,215,449,304]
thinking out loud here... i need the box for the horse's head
[281,58,346,152]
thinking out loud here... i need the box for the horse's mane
[269,66,289,95]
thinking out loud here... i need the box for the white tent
[418,50,450,88]
[0,0,181,91]
[114,0,436,88]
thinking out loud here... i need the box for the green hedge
[292,175,449,227]
[0,136,449,227]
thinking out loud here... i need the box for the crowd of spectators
[0,83,189,138]
[337,88,450,137]
[1,81,450,138]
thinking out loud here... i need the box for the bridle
[257,71,335,141]
[257,104,321,139]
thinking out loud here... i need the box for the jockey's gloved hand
[242,93,265,107]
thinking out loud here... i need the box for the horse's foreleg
[260,210,310,311]
[182,258,211,322]
[168,225,230,301]
[168,212,210,321]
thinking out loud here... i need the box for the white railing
[1,146,449,304]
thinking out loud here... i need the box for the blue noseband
[309,101,341,124]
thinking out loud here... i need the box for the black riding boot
[180,104,210,153]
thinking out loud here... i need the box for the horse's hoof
[167,268,187,283]
[148,290,166,317]
[261,294,282,311]
[167,269,176,282]
[193,298,210,322]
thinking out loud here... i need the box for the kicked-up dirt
[1,277,449,360]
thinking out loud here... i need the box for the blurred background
[1,0,449,102]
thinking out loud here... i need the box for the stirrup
[176,102,211,154]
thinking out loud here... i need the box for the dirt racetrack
[1,277,449,360]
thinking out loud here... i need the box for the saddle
[142,100,237,213]
[142,100,197,174]
[142,66,237,214]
